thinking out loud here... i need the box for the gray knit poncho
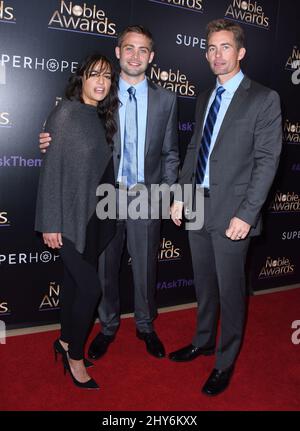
[35,99,114,255]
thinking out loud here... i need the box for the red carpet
[1,288,300,411]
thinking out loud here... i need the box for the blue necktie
[196,86,225,185]
[122,86,138,187]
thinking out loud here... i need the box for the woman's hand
[39,132,51,153]
[43,233,63,249]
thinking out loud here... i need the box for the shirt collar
[216,69,244,95]
[118,76,148,96]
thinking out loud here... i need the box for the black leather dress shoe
[88,332,114,360]
[201,365,234,396]
[168,344,214,362]
[136,330,166,358]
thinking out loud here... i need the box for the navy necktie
[196,86,225,185]
[122,86,138,187]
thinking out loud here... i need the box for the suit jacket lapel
[212,76,251,155]
[145,80,158,156]
[113,110,121,175]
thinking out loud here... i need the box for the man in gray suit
[40,26,179,359]
[89,25,179,360]
[169,19,282,395]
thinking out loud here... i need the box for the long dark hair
[65,53,119,147]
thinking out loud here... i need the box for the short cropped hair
[117,25,155,51]
[206,19,245,50]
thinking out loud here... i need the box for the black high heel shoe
[63,354,99,390]
[53,339,94,368]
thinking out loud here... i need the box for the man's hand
[43,233,63,249]
[225,217,251,241]
[170,201,184,226]
[39,132,51,153]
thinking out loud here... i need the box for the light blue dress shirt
[117,76,148,183]
[202,70,244,188]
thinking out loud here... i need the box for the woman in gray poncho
[35,54,118,389]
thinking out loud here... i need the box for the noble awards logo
[0,111,11,127]
[128,237,181,265]
[148,0,203,13]
[0,1,15,24]
[48,1,117,37]
[285,46,300,85]
[283,119,300,145]
[158,237,181,262]
[269,191,300,213]
[0,211,10,228]
[285,46,300,71]
[259,256,295,279]
[0,299,11,315]
[39,282,60,311]
[224,0,269,29]
[149,64,196,98]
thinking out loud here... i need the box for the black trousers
[188,196,250,370]
[59,237,102,360]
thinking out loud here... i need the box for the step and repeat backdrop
[1,0,299,328]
